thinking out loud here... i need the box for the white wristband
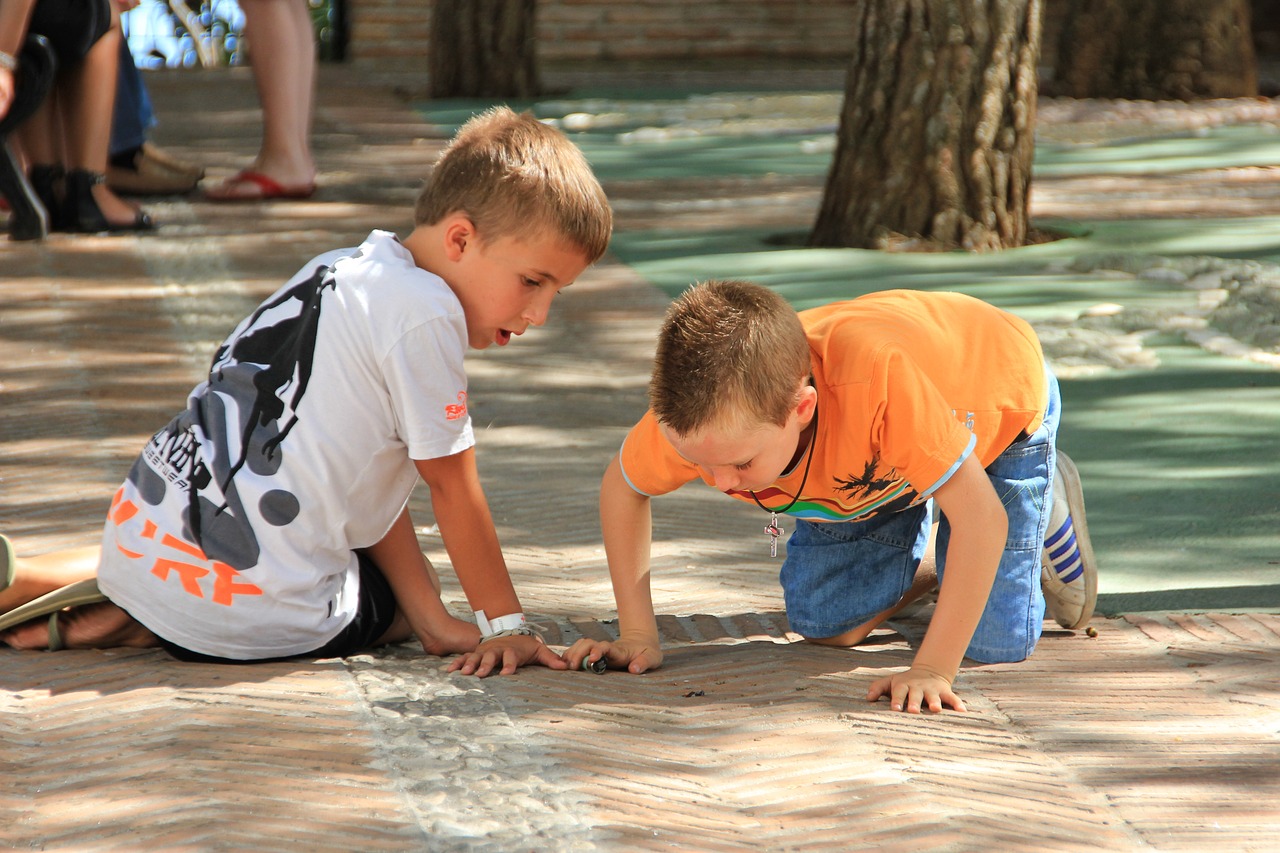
[474,609,527,637]
[483,625,541,641]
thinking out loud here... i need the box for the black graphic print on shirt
[832,454,918,518]
[128,264,338,571]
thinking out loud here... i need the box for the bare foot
[249,153,316,192]
[1,602,158,650]
[204,169,316,201]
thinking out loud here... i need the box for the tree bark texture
[429,0,541,99]
[810,0,1042,252]
[1053,0,1256,100]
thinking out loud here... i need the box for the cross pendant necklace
[764,513,783,558]
[749,409,817,559]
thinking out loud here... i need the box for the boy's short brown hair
[414,106,612,263]
[650,280,811,435]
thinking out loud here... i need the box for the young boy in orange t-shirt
[564,280,1097,713]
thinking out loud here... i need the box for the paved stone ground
[1,67,1278,851]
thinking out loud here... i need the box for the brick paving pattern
[1,67,1277,851]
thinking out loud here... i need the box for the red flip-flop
[204,169,316,202]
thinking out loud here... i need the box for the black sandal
[61,168,155,233]
[28,163,65,230]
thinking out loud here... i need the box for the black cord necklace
[748,407,817,558]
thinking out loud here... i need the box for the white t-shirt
[97,230,474,658]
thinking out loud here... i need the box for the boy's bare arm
[868,454,1006,713]
[416,448,566,675]
[416,447,521,616]
[563,454,665,673]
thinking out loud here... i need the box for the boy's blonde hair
[414,106,612,263]
[650,280,811,435]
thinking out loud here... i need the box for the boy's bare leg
[373,559,444,647]
[361,513,478,654]
[0,544,101,613]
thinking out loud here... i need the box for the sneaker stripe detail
[1053,554,1084,583]
[1045,518,1073,549]
[1045,516,1084,582]
[1049,529,1078,561]
[1058,565,1085,583]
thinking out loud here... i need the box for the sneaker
[1040,451,1098,630]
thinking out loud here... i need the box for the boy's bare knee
[804,622,878,648]
[375,610,415,647]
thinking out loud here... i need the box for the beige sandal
[1,533,14,593]
[0,578,108,649]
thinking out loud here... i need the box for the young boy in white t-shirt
[0,107,612,676]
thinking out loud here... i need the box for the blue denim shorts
[780,370,1061,664]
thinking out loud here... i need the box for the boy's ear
[795,383,819,422]
[442,214,477,262]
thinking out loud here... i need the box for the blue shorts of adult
[154,551,401,665]
[780,368,1062,664]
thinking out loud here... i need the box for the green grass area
[415,91,1280,613]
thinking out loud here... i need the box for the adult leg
[13,91,62,224]
[206,0,316,199]
[14,88,61,170]
[55,3,151,228]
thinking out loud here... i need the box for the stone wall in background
[346,0,862,76]
[343,1,1265,88]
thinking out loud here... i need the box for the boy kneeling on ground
[565,280,1097,712]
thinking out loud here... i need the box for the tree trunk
[1053,0,1256,100]
[810,0,1042,252]
[429,0,541,99]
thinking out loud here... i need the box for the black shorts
[29,0,113,63]
[156,551,400,665]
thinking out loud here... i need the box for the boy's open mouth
[496,329,515,346]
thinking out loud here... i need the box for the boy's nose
[710,467,739,491]
[524,292,554,326]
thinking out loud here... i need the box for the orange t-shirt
[619,290,1048,522]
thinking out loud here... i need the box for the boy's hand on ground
[867,665,966,714]
[562,637,664,674]
[447,634,569,678]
